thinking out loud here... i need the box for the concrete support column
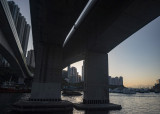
[83,51,109,104]
[30,44,62,101]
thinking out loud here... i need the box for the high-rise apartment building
[77,75,81,82]
[119,76,123,85]
[69,67,77,83]
[17,14,26,44]
[67,66,81,83]
[70,67,77,76]
[81,61,84,82]
[67,65,71,78]
[26,50,35,68]
[22,24,30,55]
[115,77,119,85]
[157,79,160,84]
[108,76,123,86]
[62,70,68,79]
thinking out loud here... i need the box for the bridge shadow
[85,110,109,114]
[10,110,109,114]
[0,93,111,114]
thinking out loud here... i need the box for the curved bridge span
[0,0,33,78]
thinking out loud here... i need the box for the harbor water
[0,92,160,114]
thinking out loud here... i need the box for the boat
[123,88,136,94]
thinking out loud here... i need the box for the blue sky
[65,17,160,88]
[109,17,160,87]
[12,0,160,88]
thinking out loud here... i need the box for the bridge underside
[29,0,87,104]
[18,0,160,112]
[30,0,88,59]
[0,29,23,77]
[0,0,33,78]
[62,0,160,110]
[12,0,90,112]
[63,0,160,66]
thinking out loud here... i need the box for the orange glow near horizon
[64,59,159,88]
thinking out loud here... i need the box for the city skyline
[11,0,160,88]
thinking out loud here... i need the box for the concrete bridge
[63,0,160,106]
[0,0,33,78]
[13,0,160,112]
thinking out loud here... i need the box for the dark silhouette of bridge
[1,0,160,112]
[28,0,160,111]
[0,0,33,78]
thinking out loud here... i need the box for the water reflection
[10,111,109,114]
[62,93,83,103]
[0,92,160,114]
[0,93,22,114]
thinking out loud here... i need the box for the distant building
[70,67,77,76]
[115,77,119,85]
[67,66,81,83]
[157,79,160,84]
[119,76,123,85]
[77,75,81,82]
[26,50,35,68]
[81,61,84,82]
[67,65,71,78]
[108,76,123,86]
[16,14,26,44]
[62,70,68,79]
[69,67,77,83]
[21,24,30,56]
[108,76,111,83]
[8,1,30,57]
[69,75,77,83]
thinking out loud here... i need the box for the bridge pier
[74,51,121,110]
[83,51,109,104]
[30,45,62,101]
[13,44,73,112]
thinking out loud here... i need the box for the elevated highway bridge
[11,0,160,112]
[0,0,33,78]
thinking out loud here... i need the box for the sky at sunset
[11,0,160,88]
